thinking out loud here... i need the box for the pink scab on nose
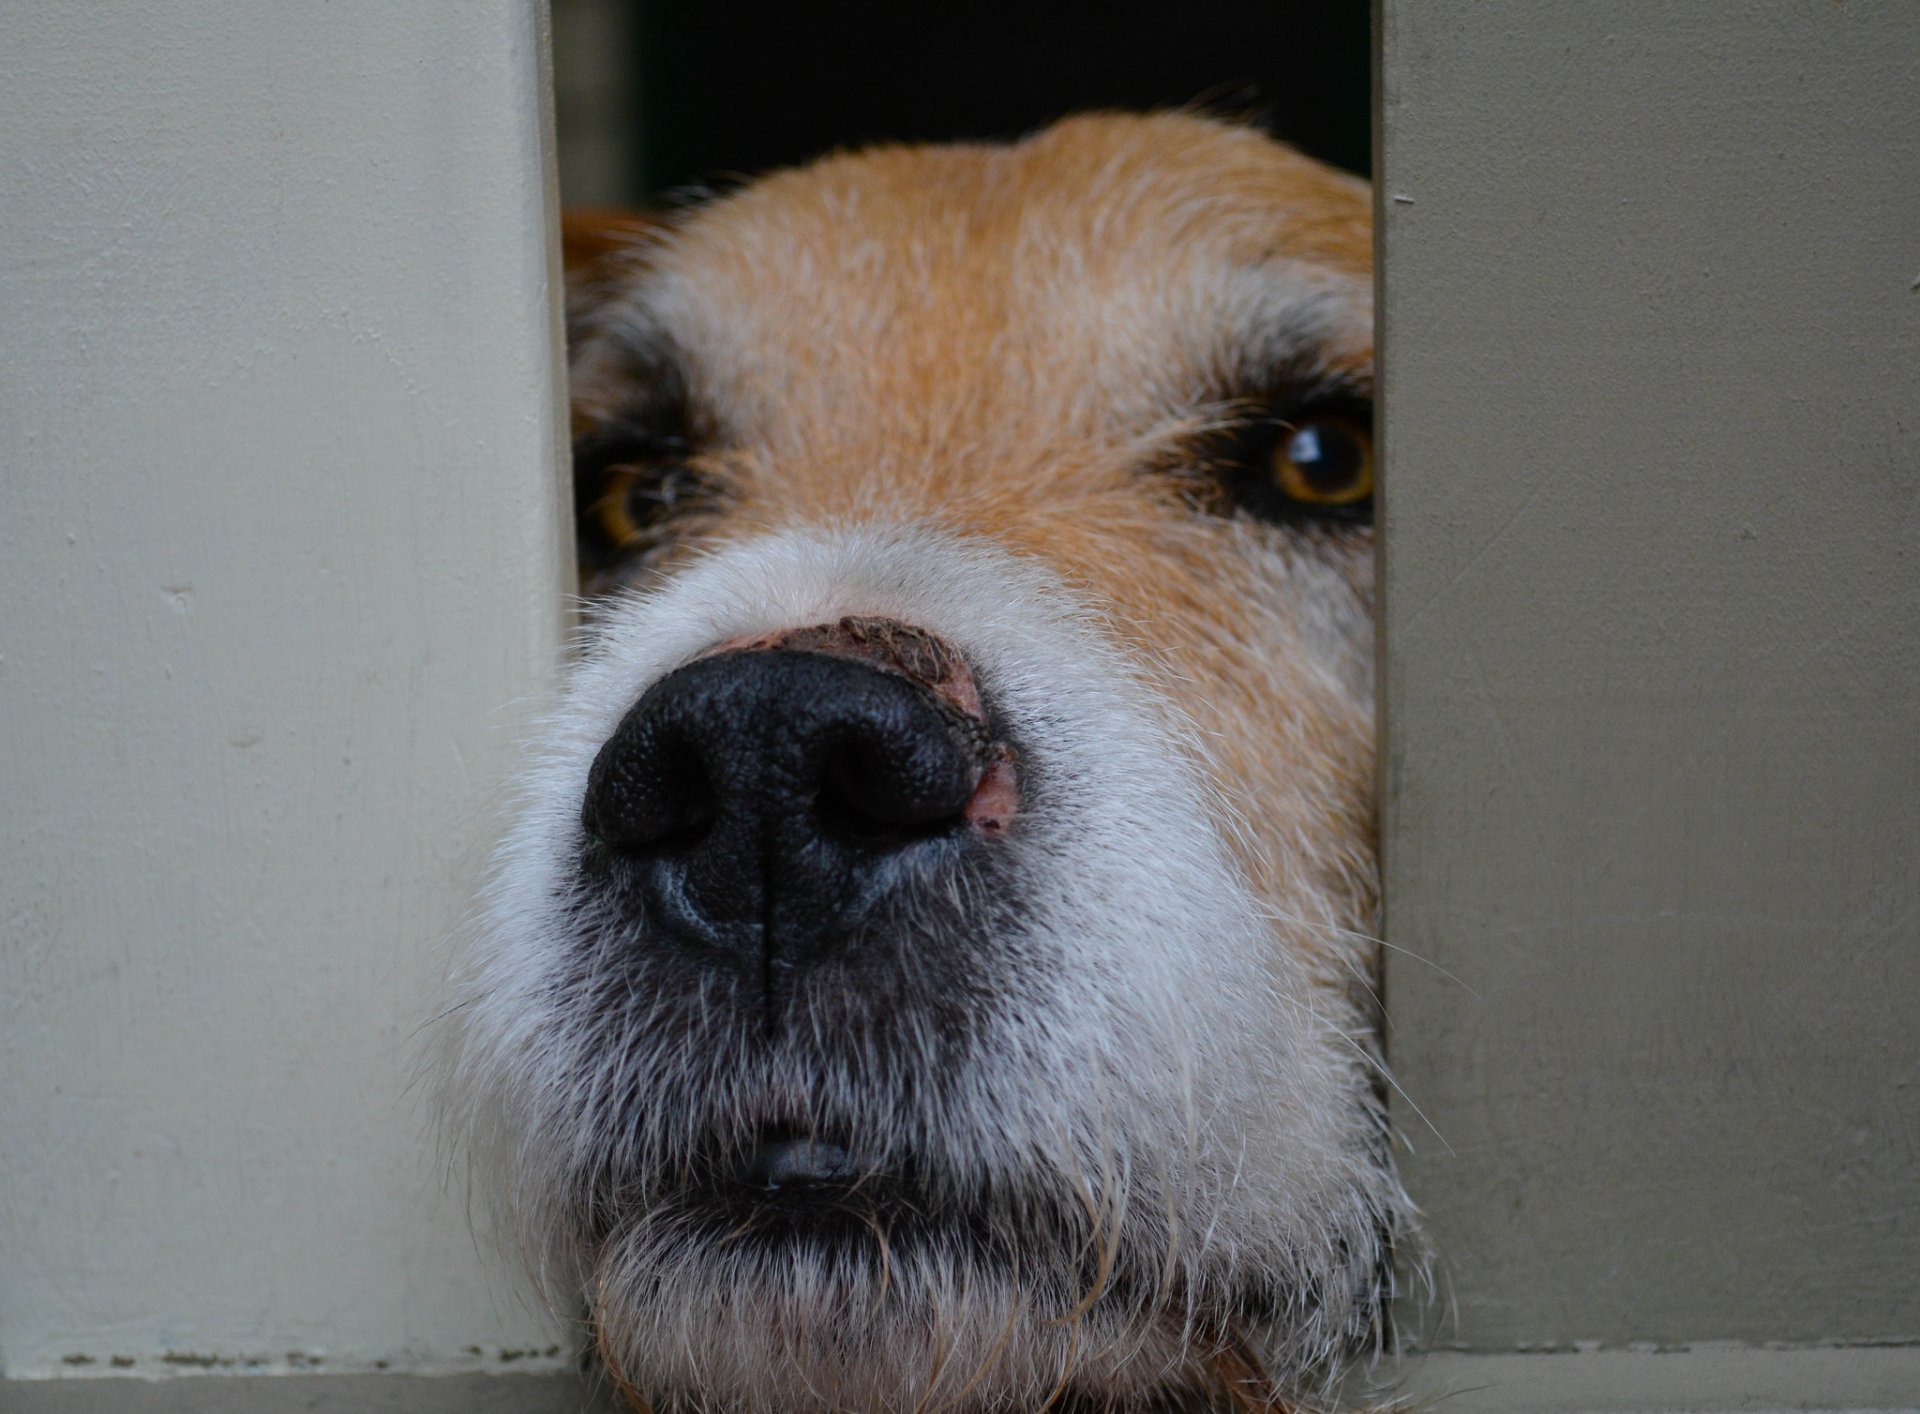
[963,745,1019,835]
[708,616,987,723]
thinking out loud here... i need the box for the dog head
[443,112,1405,1411]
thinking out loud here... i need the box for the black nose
[582,647,993,971]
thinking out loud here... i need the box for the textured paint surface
[0,1,569,1380]
[1388,1347,1920,1414]
[0,1374,622,1414]
[1379,1,1920,1352]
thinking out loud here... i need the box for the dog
[439,111,1410,1412]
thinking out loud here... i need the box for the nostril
[817,751,939,844]
[581,727,718,853]
[815,724,982,845]
[645,765,718,850]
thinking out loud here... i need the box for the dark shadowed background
[552,0,1369,206]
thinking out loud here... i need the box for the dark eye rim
[1209,394,1376,527]
[572,424,707,570]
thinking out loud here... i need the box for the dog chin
[578,1129,1397,1409]
[442,524,1405,1409]
[588,1236,1201,1413]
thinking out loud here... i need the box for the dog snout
[581,622,1013,970]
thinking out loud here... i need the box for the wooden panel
[1378,0,1920,1351]
[0,0,570,1378]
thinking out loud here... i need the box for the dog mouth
[672,1123,941,1252]
[592,1122,1309,1355]
[601,1120,1088,1284]
[738,1130,865,1192]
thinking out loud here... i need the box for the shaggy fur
[440,112,1411,1412]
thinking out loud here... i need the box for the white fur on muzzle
[438,524,1405,1410]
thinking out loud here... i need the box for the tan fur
[572,112,1376,988]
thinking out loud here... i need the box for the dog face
[443,113,1405,1411]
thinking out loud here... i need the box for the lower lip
[738,1135,864,1192]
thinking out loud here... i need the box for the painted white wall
[0,1,570,1380]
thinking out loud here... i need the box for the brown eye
[587,459,709,556]
[590,463,651,549]
[574,422,713,576]
[1272,415,1373,506]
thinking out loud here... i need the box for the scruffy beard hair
[437,526,1412,1411]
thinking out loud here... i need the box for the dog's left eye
[1214,405,1374,525]
[1271,414,1373,508]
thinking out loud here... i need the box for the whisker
[1251,901,1484,1001]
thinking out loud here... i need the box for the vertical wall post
[1378,2,1920,1404]
[0,0,571,1380]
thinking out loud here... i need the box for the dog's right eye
[573,429,708,572]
